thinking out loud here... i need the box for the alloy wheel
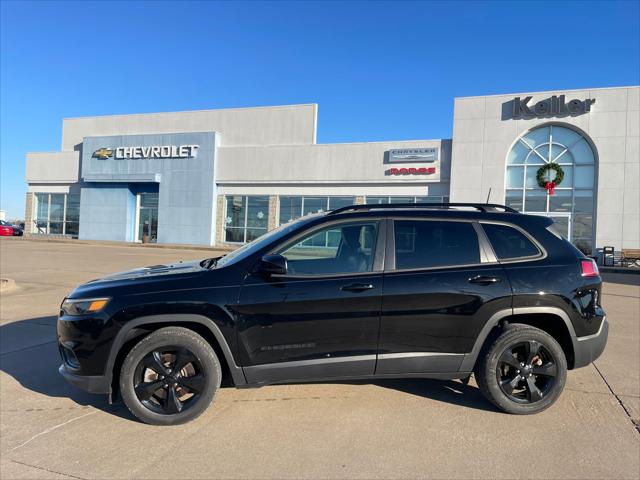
[496,340,558,404]
[133,347,205,415]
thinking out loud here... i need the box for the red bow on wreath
[545,181,556,195]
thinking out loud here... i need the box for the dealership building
[25,85,639,255]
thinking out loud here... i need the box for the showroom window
[365,196,449,204]
[505,124,596,254]
[32,192,80,237]
[224,196,270,243]
[278,196,356,226]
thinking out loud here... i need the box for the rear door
[377,218,512,375]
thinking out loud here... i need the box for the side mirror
[255,254,287,276]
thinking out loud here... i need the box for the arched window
[505,124,596,254]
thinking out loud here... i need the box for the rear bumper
[59,364,111,394]
[573,317,609,369]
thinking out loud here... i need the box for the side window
[394,220,480,270]
[482,223,540,260]
[280,222,378,275]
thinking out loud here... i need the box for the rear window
[394,220,480,270]
[482,223,540,260]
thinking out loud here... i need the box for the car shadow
[305,377,500,413]
[1,316,498,420]
[0,316,135,421]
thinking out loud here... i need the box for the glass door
[136,192,158,243]
[545,213,572,241]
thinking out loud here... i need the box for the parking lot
[0,238,638,479]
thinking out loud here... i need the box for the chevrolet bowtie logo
[93,148,113,159]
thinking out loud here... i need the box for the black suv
[58,203,608,425]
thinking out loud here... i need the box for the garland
[536,163,565,195]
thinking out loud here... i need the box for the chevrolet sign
[92,148,113,159]
[93,145,199,160]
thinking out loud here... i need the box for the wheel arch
[107,314,247,396]
[460,307,578,371]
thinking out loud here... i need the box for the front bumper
[59,364,112,394]
[573,317,609,369]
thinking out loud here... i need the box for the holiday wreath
[536,163,565,195]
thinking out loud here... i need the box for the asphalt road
[1,238,638,479]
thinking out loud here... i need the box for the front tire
[475,324,567,414]
[119,327,221,425]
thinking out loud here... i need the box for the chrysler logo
[387,148,438,164]
[93,148,114,159]
[393,154,432,160]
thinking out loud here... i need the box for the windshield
[215,216,318,268]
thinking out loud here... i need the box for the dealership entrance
[136,191,158,243]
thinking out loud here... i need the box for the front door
[136,192,158,243]
[377,218,512,374]
[235,220,384,384]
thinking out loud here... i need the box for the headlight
[61,297,110,316]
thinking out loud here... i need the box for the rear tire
[475,324,567,414]
[119,327,221,425]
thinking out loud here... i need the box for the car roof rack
[328,203,520,215]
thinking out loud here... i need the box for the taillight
[581,258,599,277]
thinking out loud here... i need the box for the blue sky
[1,1,638,219]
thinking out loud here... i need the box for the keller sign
[512,95,595,118]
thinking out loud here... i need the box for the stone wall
[24,193,33,236]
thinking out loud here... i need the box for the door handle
[468,275,502,285]
[341,283,375,292]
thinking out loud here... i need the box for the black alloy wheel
[133,347,205,415]
[475,324,567,414]
[120,327,221,425]
[496,340,558,404]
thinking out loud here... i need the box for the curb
[4,236,237,253]
[600,267,640,276]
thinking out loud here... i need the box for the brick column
[215,195,225,245]
[24,192,34,236]
[268,196,278,231]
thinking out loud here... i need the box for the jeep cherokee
[57,203,608,425]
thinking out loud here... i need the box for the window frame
[364,196,449,205]
[504,124,597,254]
[32,192,80,237]
[224,195,270,244]
[268,217,387,278]
[479,220,547,264]
[277,196,357,226]
[385,218,497,273]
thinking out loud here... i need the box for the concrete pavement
[1,238,638,479]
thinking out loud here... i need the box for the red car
[0,220,22,236]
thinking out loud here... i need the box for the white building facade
[25,86,639,255]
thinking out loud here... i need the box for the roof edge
[454,85,640,100]
[62,103,319,121]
